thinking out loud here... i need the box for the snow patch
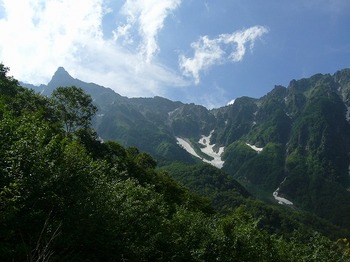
[168,108,179,117]
[346,106,350,122]
[199,130,225,169]
[273,177,293,206]
[176,138,202,159]
[246,143,263,153]
[176,130,225,169]
[273,190,293,205]
[227,99,235,105]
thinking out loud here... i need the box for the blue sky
[0,0,350,108]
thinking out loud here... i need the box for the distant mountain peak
[47,67,75,90]
[52,66,72,79]
[56,66,67,72]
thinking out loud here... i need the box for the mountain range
[21,66,350,230]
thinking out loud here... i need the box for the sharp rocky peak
[47,67,75,89]
[52,67,72,80]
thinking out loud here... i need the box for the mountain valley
[22,67,350,229]
[1,62,350,260]
[16,66,350,257]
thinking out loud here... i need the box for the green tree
[51,86,97,134]
[0,64,18,97]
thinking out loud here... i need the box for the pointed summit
[50,67,74,84]
[42,67,123,108]
[46,67,75,94]
[54,66,71,78]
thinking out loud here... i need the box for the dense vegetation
[2,64,350,261]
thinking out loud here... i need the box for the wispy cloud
[0,0,186,98]
[114,0,181,62]
[179,26,269,84]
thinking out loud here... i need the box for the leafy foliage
[161,162,250,213]
[51,86,97,134]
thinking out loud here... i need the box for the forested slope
[2,64,350,261]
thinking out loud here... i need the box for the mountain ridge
[21,66,350,230]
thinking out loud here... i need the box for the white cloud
[179,26,269,84]
[68,40,188,97]
[0,0,104,81]
[0,0,187,98]
[115,0,181,62]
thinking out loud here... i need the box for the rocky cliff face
[218,71,350,227]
